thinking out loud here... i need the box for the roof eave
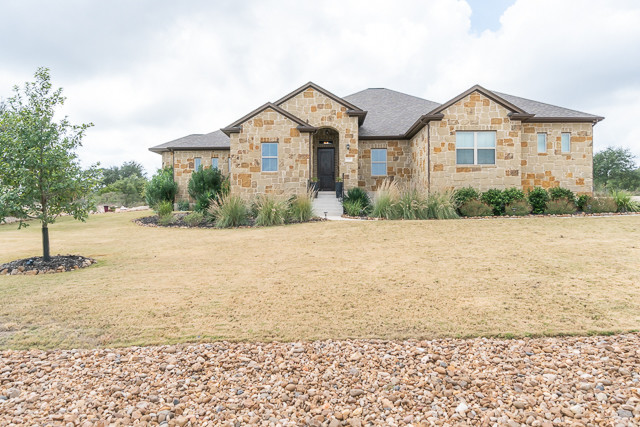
[221,126,242,136]
[347,109,367,125]
[428,84,528,116]
[522,116,605,124]
[404,113,445,139]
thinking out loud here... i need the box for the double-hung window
[211,157,219,170]
[371,148,387,176]
[194,157,202,171]
[561,132,571,152]
[537,133,547,153]
[261,142,278,172]
[456,131,496,165]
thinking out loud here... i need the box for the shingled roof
[149,129,230,153]
[493,91,604,122]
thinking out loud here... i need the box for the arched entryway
[313,127,339,191]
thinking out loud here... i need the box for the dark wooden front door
[317,148,335,191]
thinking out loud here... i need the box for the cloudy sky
[1,0,639,175]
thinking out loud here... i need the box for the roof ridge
[344,87,440,105]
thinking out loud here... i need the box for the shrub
[158,214,176,226]
[548,187,576,204]
[371,179,400,219]
[177,200,190,211]
[611,189,639,212]
[527,187,550,214]
[396,187,428,220]
[183,211,205,227]
[208,194,249,228]
[481,189,506,216]
[544,197,577,215]
[426,192,459,219]
[458,199,493,217]
[288,190,314,222]
[343,188,371,214]
[502,187,526,204]
[188,168,225,213]
[145,168,177,208]
[505,199,532,216]
[576,194,592,211]
[453,187,480,207]
[582,197,618,214]
[253,194,288,227]
[343,199,364,217]
[155,200,173,218]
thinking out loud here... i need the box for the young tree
[0,67,99,261]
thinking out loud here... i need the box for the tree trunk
[42,225,51,261]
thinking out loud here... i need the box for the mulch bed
[0,255,96,276]
[134,214,324,229]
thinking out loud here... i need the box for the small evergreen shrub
[502,187,526,204]
[481,189,506,216]
[343,199,364,217]
[426,192,459,219]
[194,195,211,213]
[582,197,617,213]
[528,187,550,214]
[343,188,371,214]
[459,199,493,217]
[177,200,190,211]
[396,187,428,220]
[183,211,205,227]
[611,190,639,212]
[505,200,532,216]
[576,194,592,211]
[158,214,176,226]
[288,191,314,222]
[253,194,288,227]
[145,168,177,208]
[549,186,576,204]
[155,200,173,218]
[208,194,249,228]
[188,168,226,212]
[453,186,480,207]
[544,197,577,215]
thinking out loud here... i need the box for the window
[561,132,571,152]
[194,157,201,171]
[228,157,231,174]
[456,131,496,165]
[371,148,387,176]
[261,142,278,172]
[211,157,219,170]
[537,133,547,153]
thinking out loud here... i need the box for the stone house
[149,82,603,201]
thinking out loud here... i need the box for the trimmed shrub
[343,187,371,214]
[208,194,249,228]
[177,200,190,211]
[503,187,526,204]
[188,168,225,213]
[396,187,428,220]
[453,186,480,207]
[145,168,177,208]
[481,189,506,216]
[426,192,459,220]
[158,214,176,226]
[183,211,205,227]
[371,179,400,219]
[155,200,173,218]
[576,194,592,211]
[288,191,314,222]
[505,199,532,216]
[582,197,618,214]
[459,199,493,217]
[544,197,577,215]
[528,187,550,214]
[611,189,639,212]
[343,199,364,217]
[549,187,576,204]
[253,194,288,227]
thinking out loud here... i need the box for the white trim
[455,131,496,165]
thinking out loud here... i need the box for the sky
[1,0,639,176]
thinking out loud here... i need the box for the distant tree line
[96,161,148,207]
[594,147,640,192]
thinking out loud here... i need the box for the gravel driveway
[1,334,639,426]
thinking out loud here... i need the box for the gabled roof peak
[221,102,317,136]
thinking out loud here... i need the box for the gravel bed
[0,255,96,275]
[1,334,639,426]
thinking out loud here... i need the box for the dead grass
[1,212,640,349]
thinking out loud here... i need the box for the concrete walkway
[312,191,347,220]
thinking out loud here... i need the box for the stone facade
[278,87,360,190]
[229,108,310,198]
[162,150,230,201]
[358,140,412,190]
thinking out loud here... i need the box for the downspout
[171,149,176,204]
[427,122,431,194]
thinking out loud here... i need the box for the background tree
[97,161,148,207]
[100,160,146,186]
[593,147,640,191]
[0,67,99,261]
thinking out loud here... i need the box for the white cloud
[1,0,639,174]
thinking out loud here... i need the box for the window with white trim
[211,157,219,170]
[371,148,387,176]
[561,132,571,152]
[456,131,496,165]
[194,157,201,171]
[261,142,278,172]
[537,133,547,153]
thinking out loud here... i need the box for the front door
[317,148,335,191]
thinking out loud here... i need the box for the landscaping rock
[0,255,96,275]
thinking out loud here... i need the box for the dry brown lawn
[1,212,639,349]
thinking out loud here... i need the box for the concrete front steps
[312,191,344,219]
